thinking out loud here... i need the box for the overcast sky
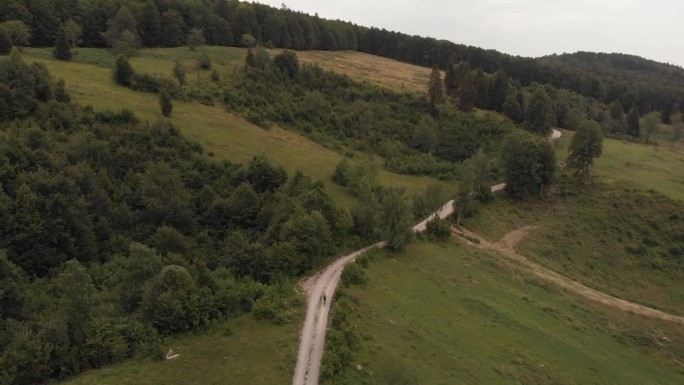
[255,0,684,67]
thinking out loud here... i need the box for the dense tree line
[2,0,681,120]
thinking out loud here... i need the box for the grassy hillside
[331,242,684,384]
[59,315,300,385]
[554,129,684,202]
[22,47,454,210]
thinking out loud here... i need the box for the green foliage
[161,10,185,47]
[341,261,366,286]
[158,88,173,116]
[113,55,133,86]
[172,60,186,92]
[53,25,72,61]
[503,92,523,123]
[502,131,556,199]
[197,53,211,70]
[321,293,359,381]
[378,186,413,250]
[626,107,640,137]
[425,217,452,241]
[0,20,31,48]
[186,28,205,51]
[104,6,140,56]
[273,49,299,79]
[331,158,351,186]
[427,66,444,105]
[640,111,660,143]
[251,282,301,324]
[0,50,55,121]
[0,29,11,55]
[526,87,554,135]
[139,0,161,47]
[567,120,603,183]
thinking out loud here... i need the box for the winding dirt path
[291,200,455,385]
[453,226,684,325]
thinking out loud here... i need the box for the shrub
[197,53,211,70]
[113,56,134,86]
[426,217,452,241]
[341,261,366,286]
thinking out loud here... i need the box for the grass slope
[59,315,301,385]
[554,129,684,201]
[23,48,453,210]
[334,242,684,384]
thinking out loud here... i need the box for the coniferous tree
[113,55,133,86]
[53,26,72,61]
[54,78,70,102]
[159,88,173,116]
[626,107,640,137]
[474,68,489,109]
[444,62,457,96]
[526,88,553,135]
[456,62,475,111]
[427,66,444,106]
[139,1,162,47]
[489,70,509,111]
[502,93,523,123]
[172,60,186,92]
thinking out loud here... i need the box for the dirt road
[292,200,454,385]
[453,226,684,325]
[292,129,564,384]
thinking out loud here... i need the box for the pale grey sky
[256,0,684,67]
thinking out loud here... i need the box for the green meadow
[332,242,684,384]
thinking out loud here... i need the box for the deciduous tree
[378,186,413,250]
[526,88,553,135]
[159,88,173,117]
[641,111,660,143]
[186,28,205,50]
[502,131,556,199]
[567,120,603,184]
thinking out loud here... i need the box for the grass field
[22,48,455,210]
[332,242,684,384]
[272,49,434,92]
[554,128,684,201]
[58,315,300,385]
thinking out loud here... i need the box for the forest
[1,0,683,121]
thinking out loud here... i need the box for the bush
[426,217,452,241]
[130,73,177,93]
[341,261,366,286]
[251,283,299,324]
[113,56,134,86]
[197,54,211,70]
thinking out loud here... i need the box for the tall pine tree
[427,66,444,106]
[139,0,161,47]
[53,25,72,61]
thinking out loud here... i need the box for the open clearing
[60,315,301,385]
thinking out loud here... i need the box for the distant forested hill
[1,0,682,117]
